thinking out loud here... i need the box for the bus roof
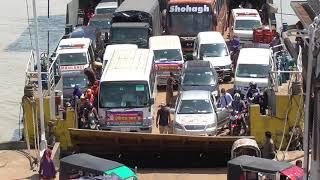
[149,35,181,50]
[101,49,153,82]
[103,44,138,61]
[168,0,214,5]
[237,48,270,65]
[197,31,225,44]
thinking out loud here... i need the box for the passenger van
[234,48,271,93]
[102,44,138,69]
[98,49,156,133]
[230,9,262,44]
[193,31,232,82]
[95,1,118,15]
[149,35,184,86]
[56,38,95,69]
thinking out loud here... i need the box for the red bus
[166,0,228,59]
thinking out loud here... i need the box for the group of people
[72,79,100,128]
[218,81,269,134]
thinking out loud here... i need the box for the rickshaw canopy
[231,138,261,158]
[228,155,294,180]
[60,153,137,179]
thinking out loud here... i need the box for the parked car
[179,60,219,98]
[234,48,271,94]
[95,0,117,15]
[193,31,232,82]
[172,90,229,136]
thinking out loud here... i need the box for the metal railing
[25,50,58,96]
[269,44,302,92]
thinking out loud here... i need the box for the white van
[193,31,232,81]
[95,1,118,15]
[149,35,184,86]
[234,48,271,93]
[102,44,138,69]
[56,38,95,70]
[230,9,262,43]
[98,48,156,133]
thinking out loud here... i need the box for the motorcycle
[81,107,100,130]
[229,111,243,136]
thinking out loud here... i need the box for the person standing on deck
[262,131,276,159]
[219,88,233,108]
[39,148,56,180]
[166,72,176,107]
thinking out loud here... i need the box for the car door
[211,95,229,128]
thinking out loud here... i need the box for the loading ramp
[69,128,255,168]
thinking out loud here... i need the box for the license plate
[120,128,130,132]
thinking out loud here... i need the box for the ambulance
[56,38,95,71]
[229,9,262,44]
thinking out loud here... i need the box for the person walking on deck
[166,72,176,107]
[156,102,171,134]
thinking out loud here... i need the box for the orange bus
[166,0,228,58]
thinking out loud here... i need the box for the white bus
[98,48,156,133]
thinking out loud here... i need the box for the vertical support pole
[32,0,47,156]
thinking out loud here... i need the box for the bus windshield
[168,13,212,36]
[99,81,150,108]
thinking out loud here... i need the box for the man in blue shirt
[219,88,233,108]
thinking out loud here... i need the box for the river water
[0,0,303,142]
[0,0,68,142]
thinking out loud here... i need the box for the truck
[66,0,117,27]
[109,0,162,48]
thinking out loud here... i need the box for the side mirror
[169,108,175,114]
[150,98,155,105]
[192,52,197,60]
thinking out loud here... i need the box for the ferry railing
[25,50,37,86]
[269,44,302,92]
[25,50,57,96]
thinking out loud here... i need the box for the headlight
[174,122,184,129]
[143,117,152,126]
